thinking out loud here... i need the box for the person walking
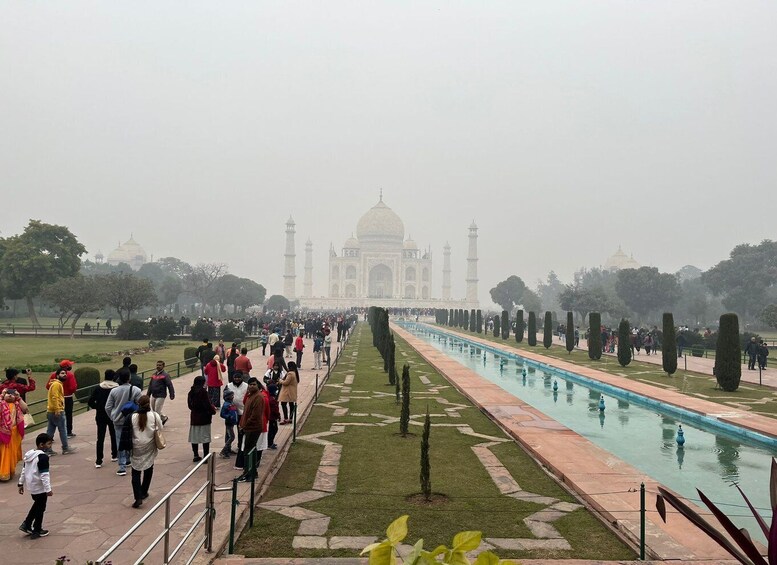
[237,377,266,481]
[147,361,175,425]
[324,331,332,366]
[745,337,759,370]
[204,355,226,408]
[87,370,119,468]
[226,343,240,383]
[129,395,161,508]
[46,360,78,438]
[266,382,280,449]
[104,370,141,476]
[294,333,305,369]
[312,333,323,370]
[278,361,299,425]
[18,433,54,539]
[45,369,76,456]
[188,375,216,462]
[260,329,269,356]
[283,330,294,358]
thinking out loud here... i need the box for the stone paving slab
[328,536,378,549]
[260,489,332,509]
[292,536,328,549]
[298,517,331,536]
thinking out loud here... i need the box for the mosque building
[104,236,148,270]
[288,195,480,310]
[603,246,640,271]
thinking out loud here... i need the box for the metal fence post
[640,482,645,560]
[163,497,171,563]
[228,478,238,554]
[315,373,319,403]
[205,455,215,552]
[293,404,297,443]
[249,449,256,527]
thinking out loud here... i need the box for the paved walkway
[1,332,349,565]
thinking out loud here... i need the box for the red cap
[59,359,74,368]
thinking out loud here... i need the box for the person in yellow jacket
[45,370,76,456]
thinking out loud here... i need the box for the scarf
[0,400,24,445]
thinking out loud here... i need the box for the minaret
[303,238,313,298]
[283,216,297,299]
[442,242,451,300]
[466,221,479,304]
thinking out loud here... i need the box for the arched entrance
[368,264,393,298]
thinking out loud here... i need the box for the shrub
[528,312,537,346]
[691,346,705,357]
[463,309,469,330]
[662,313,677,376]
[219,321,246,342]
[543,311,552,349]
[566,311,575,354]
[400,364,411,437]
[617,318,632,367]
[501,310,509,340]
[184,347,199,368]
[469,309,476,332]
[115,319,150,340]
[588,312,602,360]
[476,310,483,333]
[191,319,216,341]
[74,367,101,403]
[492,315,500,338]
[150,319,179,340]
[715,313,741,392]
[420,409,431,501]
[515,309,524,343]
[55,354,111,364]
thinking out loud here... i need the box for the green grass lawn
[1,335,199,420]
[235,324,635,561]
[444,326,777,420]
[0,315,108,330]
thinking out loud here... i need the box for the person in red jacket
[293,335,305,369]
[203,355,227,409]
[46,360,77,438]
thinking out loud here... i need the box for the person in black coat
[187,375,216,462]
[87,370,119,468]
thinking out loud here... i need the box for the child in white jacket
[18,433,54,539]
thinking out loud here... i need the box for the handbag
[23,412,35,427]
[154,414,167,450]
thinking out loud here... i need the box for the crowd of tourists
[0,311,356,540]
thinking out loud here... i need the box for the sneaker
[219,452,230,459]
[95,462,102,468]
[269,444,278,450]
[19,523,33,535]
[132,500,142,509]
[62,447,78,455]
[161,416,169,425]
[43,449,57,457]
[116,469,127,476]
[193,456,202,463]
[233,465,243,470]
[67,433,77,438]
[111,456,118,462]
[30,529,49,539]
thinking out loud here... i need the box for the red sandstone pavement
[390,323,755,563]
[0,333,344,565]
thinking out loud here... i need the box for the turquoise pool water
[404,323,777,543]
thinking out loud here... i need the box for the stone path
[0,330,350,565]
[257,338,581,555]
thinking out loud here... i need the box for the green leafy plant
[656,457,777,564]
[361,515,518,565]
[476,310,483,334]
[115,319,149,340]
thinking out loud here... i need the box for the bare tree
[183,263,228,315]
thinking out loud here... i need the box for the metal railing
[95,453,216,565]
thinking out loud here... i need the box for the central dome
[356,199,404,244]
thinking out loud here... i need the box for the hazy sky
[2,1,775,307]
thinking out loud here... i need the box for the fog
[2,1,775,306]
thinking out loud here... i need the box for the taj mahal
[285,195,480,311]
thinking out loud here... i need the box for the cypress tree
[469,309,476,332]
[588,312,602,360]
[493,315,501,338]
[476,310,483,333]
[715,313,741,392]
[566,311,575,354]
[384,332,392,373]
[388,337,397,385]
[662,313,677,376]
[420,408,431,501]
[460,309,466,329]
[501,310,509,340]
[395,366,400,403]
[449,309,454,327]
[400,364,411,436]
[543,311,553,349]
[463,309,469,330]
[528,312,537,346]
[515,310,524,343]
[617,318,632,367]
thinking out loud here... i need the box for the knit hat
[223,389,235,400]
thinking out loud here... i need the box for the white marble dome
[356,198,404,244]
[107,236,147,270]
[403,238,418,250]
[343,236,360,248]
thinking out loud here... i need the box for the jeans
[117,449,129,472]
[24,493,48,532]
[46,412,69,451]
[131,466,154,501]
[223,424,235,452]
[295,350,303,367]
[324,347,331,365]
[96,419,117,464]
[64,396,74,435]
[313,350,322,369]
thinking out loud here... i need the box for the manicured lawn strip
[444,326,777,419]
[236,324,635,560]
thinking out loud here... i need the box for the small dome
[403,238,418,250]
[605,246,639,271]
[356,199,404,244]
[343,237,360,249]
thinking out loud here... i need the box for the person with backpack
[312,333,323,370]
[104,370,141,476]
